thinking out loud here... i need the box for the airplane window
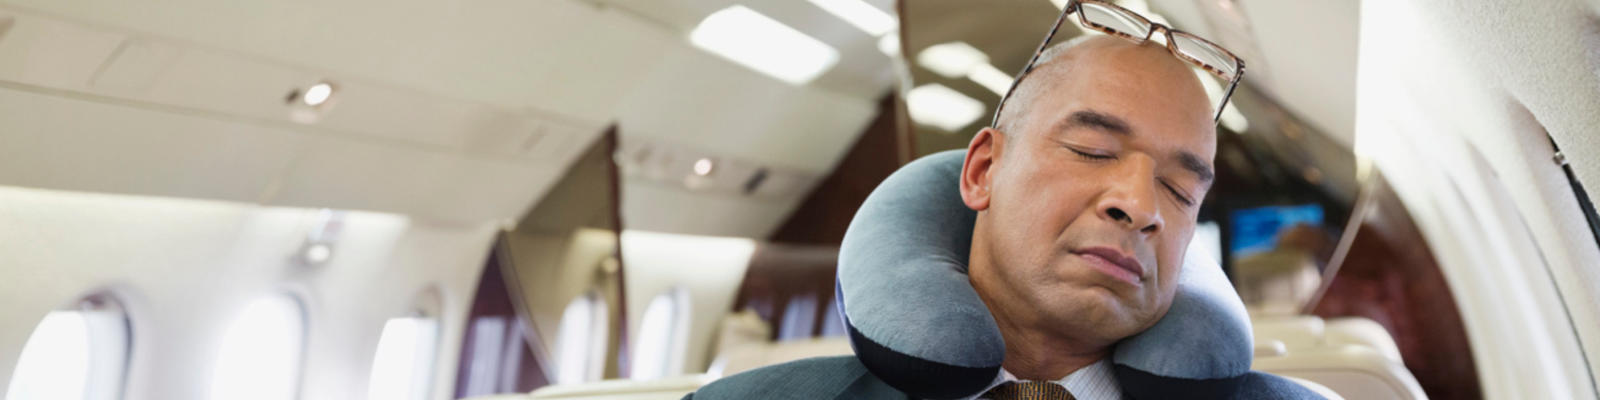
[778,295,818,341]
[631,288,690,380]
[819,298,846,337]
[554,291,608,384]
[365,315,438,400]
[5,294,129,400]
[209,294,306,400]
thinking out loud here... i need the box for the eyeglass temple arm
[990,1,1078,128]
[1214,63,1244,124]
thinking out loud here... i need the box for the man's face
[963,39,1217,347]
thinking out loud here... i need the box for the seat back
[707,337,852,377]
[517,375,710,400]
[1323,317,1403,363]
[1253,345,1427,400]
[1252,315,1327,350]
[496,336,851,400]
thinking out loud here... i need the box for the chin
[1040,287,1151,338]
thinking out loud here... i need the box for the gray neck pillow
[836,150,1321,399]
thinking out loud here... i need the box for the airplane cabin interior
[2,0,1600,399]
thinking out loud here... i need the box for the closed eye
[1068,147,1115,161]
[1160,180,1195,206]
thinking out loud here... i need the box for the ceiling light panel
[691,5,840,85]
[807,0,898,36]
[906,83,985,132]
[968,63,1014,96]
[917,42,989,78]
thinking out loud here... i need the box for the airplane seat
[706,336,853,377]
[707,310,772,361]
[1323,317,1404,363]
[1281,376,1347,400]
[496,313,850,400]
[1252,315,1327,350]
[500,340,851,400]
[519,375,712,400]
[702,310,854,377]
[1252,315,1405,363]
[1252,345,1428,400]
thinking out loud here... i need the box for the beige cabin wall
[501,229,623,378]
[618,232,754,376]
[0,185,496,400]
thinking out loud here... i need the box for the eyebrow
[1059,109,1215,185]
[1178,151,1216,186]
[1059,110,1132,136]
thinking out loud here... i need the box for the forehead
[1023,42,1215,154]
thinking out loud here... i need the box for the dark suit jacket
[683,355,1328,400]
[684,356,911,400]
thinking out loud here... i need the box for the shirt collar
[950,359,1123,400]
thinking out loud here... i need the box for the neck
[970,220,1112,381]
[993,315,1109,381]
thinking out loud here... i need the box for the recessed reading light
[878,32,901,57]
[304,243,333,264]
[693,158,715,176]
[302,82,333,106]
[692,5,840,85]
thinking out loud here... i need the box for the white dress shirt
[949,358,1123,400]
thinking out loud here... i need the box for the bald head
[995,35,1213,135]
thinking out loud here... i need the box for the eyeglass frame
[988,0,1247,128]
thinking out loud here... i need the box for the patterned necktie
[984,380,1077,400]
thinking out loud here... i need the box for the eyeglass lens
[1079,2,1151,42]
[1171,33,1238,81]
[1078,2,1237,82]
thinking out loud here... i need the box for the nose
[1097,157,1163,235]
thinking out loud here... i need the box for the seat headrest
[836,150,1255,399]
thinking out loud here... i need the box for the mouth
[1072,246,1145,285]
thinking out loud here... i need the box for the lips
[1073,246,1145,283]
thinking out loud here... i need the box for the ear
[960,127,1004,211]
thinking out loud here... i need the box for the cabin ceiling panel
[418,157,568,223]
[590,0,896,99]
[0,86,302,203]
[0,9,604,165]
[741,0,896,100]
[522,8,680,124]
[0,77,578,224]
[589,0,896,32]
[264,134,573,223]
[269,135,458,216]
[1,0,898,233]
[617,44,879,174]
[0,0,661,125]
[585,0,711,30]
[1234,0,1358,145]
[0,11,122,90]
[621,181,807,238]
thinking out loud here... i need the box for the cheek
[1154,227,1194,288]
[998,156,1097,213]
[997,171,1097,236]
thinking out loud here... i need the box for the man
[950,32,1216,398]
[687,21,1226,400]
